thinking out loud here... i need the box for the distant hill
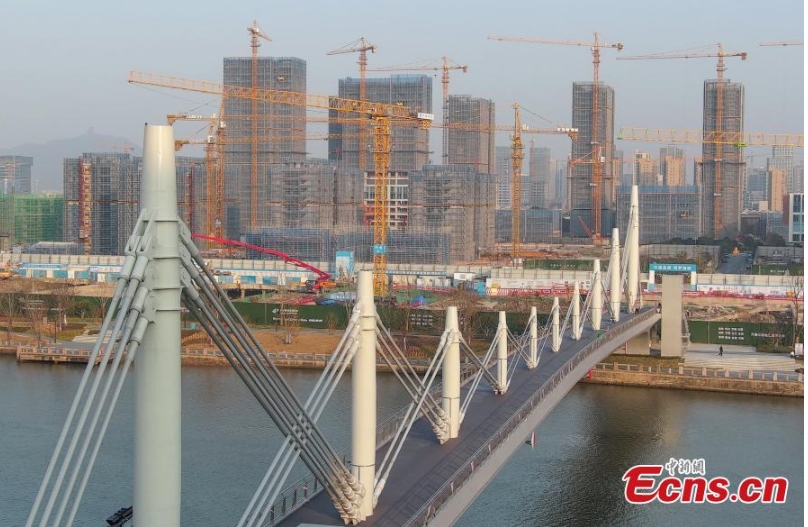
[2,129,142,193]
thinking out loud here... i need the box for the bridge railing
[403,308,659,527]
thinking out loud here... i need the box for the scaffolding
[701,79,745,238]
[615,185,702,244]
[63,153,205,255]
[329,75,432,173]
[446,95,496,174]
[570,82,616,238]
[222,57,307,236]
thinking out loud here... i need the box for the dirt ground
[183,330,344,355]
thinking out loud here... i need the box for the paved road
[716,253,750,274]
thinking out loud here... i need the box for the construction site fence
[687,321,797,348]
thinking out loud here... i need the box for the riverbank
[580,363,803,397]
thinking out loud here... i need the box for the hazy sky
[1,0,803,172]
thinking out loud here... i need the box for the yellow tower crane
[488,32,623,245]
[367,56,468,163]
[167,108,227,239]
[617,44,747,237]
[430,112,577,259]
[327,37,376,173]
[247,21,271,231]
[129,71,432,296]
[759,39,803,46]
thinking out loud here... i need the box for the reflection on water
[0,356,802,526]
[458,384,803,527]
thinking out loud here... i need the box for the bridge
[25,126,682,527]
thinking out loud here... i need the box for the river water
[1,355,802,526]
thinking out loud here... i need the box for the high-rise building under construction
[446,95,495,174]
[329,75,432,173]
[699,79,744,238]
[222,56,306,237]
[63,153,204,255]
[0,156,33,195]
[570,82,616,238]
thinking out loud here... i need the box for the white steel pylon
[353,271,376,520]
[592,259,603,331]
[134,125,182,527]
[527,306,539,369]
[627,185,641,313]
[496,312,508,394]
[551,297,561,352]
[571,281,581,340]
[610,228,621,322]
[442,306,461,438]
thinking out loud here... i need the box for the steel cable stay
[54,282,151,526]
[178,287,358,518]
[180,227,360,495]
[458,331,502,422]
[374,315,448,440]
[373,330,452,502]
[179,260,360,519]
[64,313,150,526]
[558,295,575,342]
[27,211,158,527]
[241,315,363,527]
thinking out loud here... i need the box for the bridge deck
[279,309,658,526]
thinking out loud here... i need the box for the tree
[51,281,76,334]
[23,292,48,346]
[0,281,25,344]
[786,273,804,350]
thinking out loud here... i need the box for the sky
[0,0,804,188]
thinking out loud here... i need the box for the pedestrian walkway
[684,344,797,372]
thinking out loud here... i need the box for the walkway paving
[684,345,796,372]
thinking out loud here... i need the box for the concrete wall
[582,369,803,397]
[661,274,683,357]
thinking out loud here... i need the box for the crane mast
[328,37,376,173]
[617,43,747,237]
[368,56,468,163]
[488,32,622,245]
[129,71,431,296]
[510,104,524,259]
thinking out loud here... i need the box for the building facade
[660,146,686,186]
[786,193,804,245]
[528,146,552,208]
[495,146,512,210]
[0,193,63,246]
[615,185,702,244]
[0,156,33,195]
